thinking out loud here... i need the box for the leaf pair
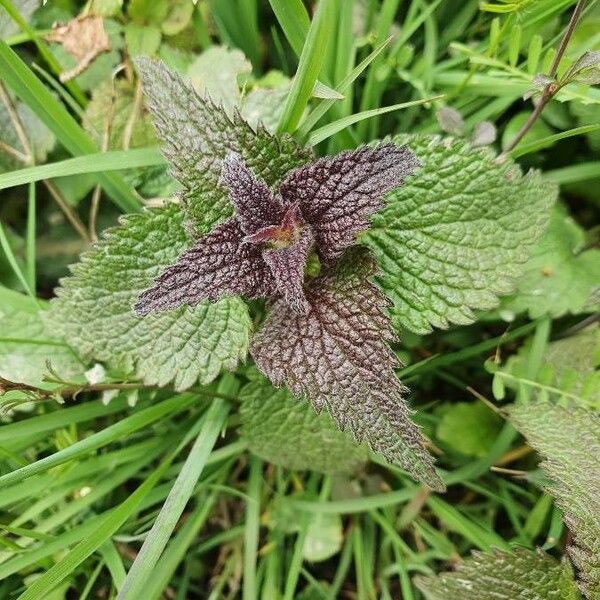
[134,143,418,314]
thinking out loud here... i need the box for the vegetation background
[0,0,598,598]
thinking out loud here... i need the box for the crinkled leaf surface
[46,204,251,391]
[239,371,367,473]
[135,57,313,235]
[415,548,580,600]
[509,402,600,599]
[501,207,600,319]
[362,136,556,334]
[280,144,420,263]
[251,250,443,490]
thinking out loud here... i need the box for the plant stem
[548,0,586,79]
[0,375,240,404]
[0,81,33,162]
[499,0,586,159]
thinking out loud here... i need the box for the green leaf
[435,402,502,457]
[125,23,162,57]
[0,90,55,172]
[82,79,175,198]
[128,0,169,25]
[117,393,231,600]
[239,371,368,474]
[161,0,194,36]
[136,57,313,235]
[0,0,37,39]
[88,0,123,18]
[509,402,600,598]
[84,79,156,150]
[501,207,600,319]
[564,50,600,86]
[362,135,556,334]
[302,512,343,563]
[415,548,580,600]
[494,324,600,408]
[241,84,289,133]
[187,46,252,115]
[0,286,82,388]
[46,203,251,391]
[276,0,334,134]
[0,39,140,213]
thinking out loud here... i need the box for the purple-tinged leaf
[279,144,420,262]
[135,57,314,235]
[263,227,314,312]
[134,218,275,316]
[251,249,443,490]
[219,153,285,235]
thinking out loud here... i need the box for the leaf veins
[250,249,444,490]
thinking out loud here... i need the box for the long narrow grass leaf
[276,0,335,134]
[0,394,197,488]
[0,148,164,190]
[117,395,232,599]
[0,41,141,212]
[308,95,443,145]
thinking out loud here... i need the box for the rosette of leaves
[48,58,554,490]
[130,59,438,487]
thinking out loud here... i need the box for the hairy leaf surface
[280,144,419,263]
[415,548,580,600]
[362,136,556,334]
[509,402,600,598]
[47,204,251,390]
[135,57,313,235]
[251,250,443,490]
[239,371,368,473]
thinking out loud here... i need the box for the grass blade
[0,0,86,105]
[117,391,232,599]
[0,394,197,488]
[510,124,600,158]
[0,148,164,190]
[0,41,141,213]
[268,0,310,57]
[308,95,443,145]
[544,161,600,184]
[243,456,262,600]
[276,0,335,134]
[25,182,35,291]
[16,453,172,600]
[297,37,391,139]
[0,221,36,301]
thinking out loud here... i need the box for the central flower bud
[243,204,304,250]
